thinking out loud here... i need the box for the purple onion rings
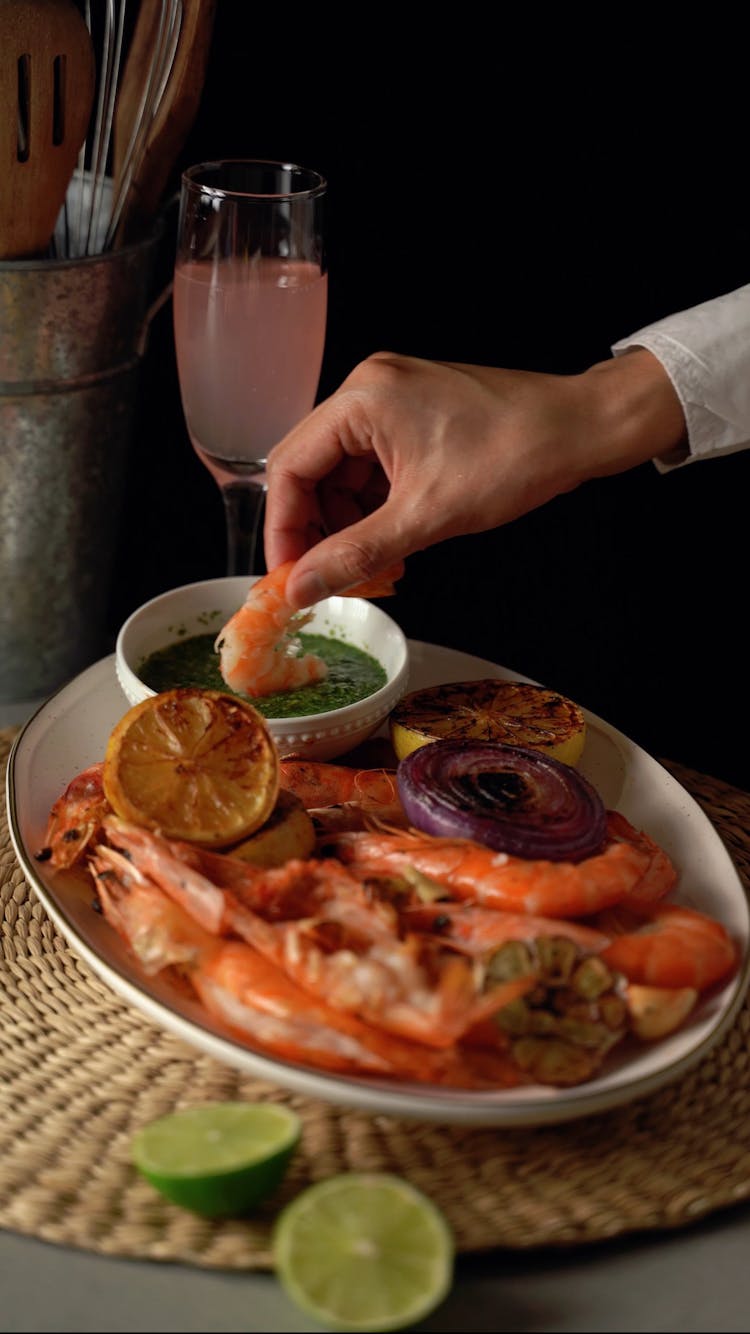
[397,740,607,862]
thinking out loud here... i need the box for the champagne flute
[173,159,327,575]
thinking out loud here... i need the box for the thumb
[284,506,417,609]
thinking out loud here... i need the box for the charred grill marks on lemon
[390,679,587,766]
[103,688,279,848]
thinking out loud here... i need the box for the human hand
[264,349,686,610]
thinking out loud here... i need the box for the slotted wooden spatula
[0,0,95,259]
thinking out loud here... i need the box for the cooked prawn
[38,762,111,868]
[605,811,678,907]
[91,840,522,1088]
[402,899,734,1007]
[280,759,400,809]
[280,759,407,832]
[102,816,400,940]
[215,558,401,698]
[90,844,426,1077]
[403,901,610,956]
[326,812,677,919]
[101,818,532,1049]
[595,903,739,991]
[194,940,522,1086]
[90,844,210,973]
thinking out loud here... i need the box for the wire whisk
[57,0,182,258]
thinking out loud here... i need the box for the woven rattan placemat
[2,725,750,1270]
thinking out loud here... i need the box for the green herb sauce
[137,631,387,718]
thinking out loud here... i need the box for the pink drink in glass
[173,255,328,486]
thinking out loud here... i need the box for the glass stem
[220,481,266,576]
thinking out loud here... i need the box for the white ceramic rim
[115,575,409,726]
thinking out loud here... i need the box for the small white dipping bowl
[115,575,410,762]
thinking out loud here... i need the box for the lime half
[272,1172,454,1332]
[131,1101,301,1218]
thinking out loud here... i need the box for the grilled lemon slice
[103,687,279,848]
[389,679,587,766]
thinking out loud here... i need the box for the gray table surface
[3,698,749,1334]
[2,1209,750,1332]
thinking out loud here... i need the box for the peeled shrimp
[215,558,401,698]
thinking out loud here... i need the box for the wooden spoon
[0,0,95,259]
[114,0,217,246]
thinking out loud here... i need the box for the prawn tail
[344,561,405,598]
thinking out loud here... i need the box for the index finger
[264,400,350,568]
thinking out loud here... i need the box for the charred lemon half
[389,679,586,767]
[104,687,279,847]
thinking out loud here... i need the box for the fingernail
[292,569,330,609]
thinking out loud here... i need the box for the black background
[109,8,749,791]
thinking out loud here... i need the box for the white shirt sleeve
[611,284,750,472]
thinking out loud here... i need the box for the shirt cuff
[611,284,750,472]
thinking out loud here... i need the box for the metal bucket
[0,225,164,706]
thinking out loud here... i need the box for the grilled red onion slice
[397,740,607,862]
